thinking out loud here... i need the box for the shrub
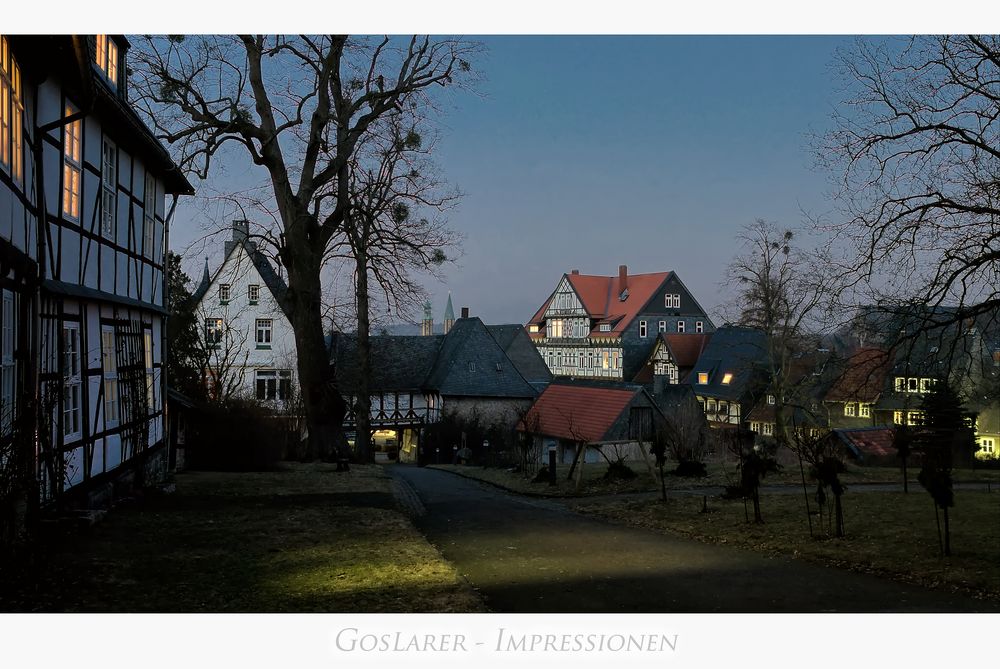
[185,398,288,471]
[672,460,708,478]
[603,461,637,481]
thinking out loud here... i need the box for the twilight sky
[169,35,855,328]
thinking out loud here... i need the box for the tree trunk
[901,456,909,493]
[943,506,951,557]
[353,246,374,464]
[834,492,844,538]
[285,237,347,462]
[752,487,763,524]
[567,442,584,481]
[659,463,667,501]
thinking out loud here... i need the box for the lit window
[751,422,760,433]
[859,403,871,418]
[767,394,775,405]
[639,320,647,338]
[95,35,118,87]
[762,423,773,436]
[219,284,230,303]
[101,140,116,238]
[61,322,82,438]
[844,402,856,417]
[907,378,919,393]
[894,377,905,392]
[602,351,610,370]
[143,172,156,259]
[101,327,119,426]
[0,37,24,186]
[920,378,932,393]
[62,105,82,220]
[549,319,564,338]
[696,321,703,333]
[528,324,539,334]
[677,321,685,333]
[255,319,272,347]
[205,318,224,347]
[721,372,733,385]
[907,411,922,426]
[697,372,708,384]
[893,410,903,425]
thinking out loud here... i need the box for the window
[528,325,539,334]
[762,423,774,436]
[95,35,118,87]
[248,284,260,304]
[0,291,15,436]
[895,377,905,392]
[665,293,680,309]
[893,410,903,425]
[548,319,564,338]
[101,327,119,426]
[677,321,685,333]
[697,372,708,384]
[62,105,82,220]
[844,402,856,417]
[721,372,733,385]
[980,438,996,455]
[101,140,116,238]
[602,351,610,370]
[1,37,24,185]
[920,378,932,393]
[612,350,620,370]
[256,369,292,401]
[468,361,477,372]
[767,394,775,405]
[751,422,760,433]
[144,330,155,413]
[62,323,82,439]
[599,323,611,332]
[907,411,923,426]
[907,377,919,393]
[859,403,871,418]
[255,319,272,348]
[143,172,156,259]
[696,321,704,333]
[205,318,224,347]
[219,284,230,304]
[658,320,666,333]
[639,320,647,338]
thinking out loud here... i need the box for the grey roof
[487,324,553,385]
[330,332,444,393]
[330,317,540,399]
[688,325,769,401]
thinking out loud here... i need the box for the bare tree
[819,36,1000,342]
[131,35,478,459]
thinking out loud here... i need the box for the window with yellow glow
[1,36,24,186]
[697,372,708,384]
[95,35,118,87]
[62,105,82,220]
[721,372,733,384]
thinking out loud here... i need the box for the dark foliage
[603,461,637,481]
[672,461,708,478]
[184,399,290,471]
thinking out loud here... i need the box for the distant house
[974,399,999,460]
[822,347,890,430]
[191,220,296,407]
[330,317,547,461]
[831,427,898,466]
[526,265,715,381]
[633,332,712,390]
[688,326,769,428]
[518,381,662,464]
[746,354,832,445]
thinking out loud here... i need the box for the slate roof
[633,333,713,383]
[330,318,540,399]
[689,326,769,401]
[518,383,643,443]
[487,324,553,385]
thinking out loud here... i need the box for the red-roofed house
[517,382,663,464]
[526,265,715,382]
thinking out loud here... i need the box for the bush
[672,461,708,478]
[185,399,288,471]
[603,461,637,481]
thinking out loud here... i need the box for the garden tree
[789,427,847,538]
[331,118,459,462]
[725,220,830,459]
[821,36,1000,344]
[132,35,478,460]
[915,380,978,557]
[656,394,709,477]
[165,252,205,401]
[724,427,781,524]
[891,422,914,493]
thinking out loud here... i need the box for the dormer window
[528,324,539,334]
[619,288,629,301]
[721,372,733,384]
[599,323,611,332]
[95,35,118,87]
[697,372,708,384]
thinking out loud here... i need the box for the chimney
[570,269,579,275]
[619,264,628,291]
[461,307,470,319]
[225,220,252,256]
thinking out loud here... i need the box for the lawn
[0,463,485,612]
[431,460,1000,498]
[576,487,1000,601]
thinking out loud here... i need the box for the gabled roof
[191,227,292,319]
[518,382,648,443]
[689,326,769,401]
[527,270,675,337]
[330,332,444,393]
[833,427,896,460]
[487,324,553,385]
[824,347,890,403]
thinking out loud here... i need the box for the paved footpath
[390,465,999,613]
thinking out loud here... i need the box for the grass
[0,462,485,612]
[432,460,1000,498]
[576,488,1000,601]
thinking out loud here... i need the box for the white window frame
[62,104,82,221]
[205,318,224,348]
[665,293,681,309]
[255,369,292,401]
[255,319,272,348]
[697,372,708,384]
[248,284,260,303]
[219,284,231,304]
[658,320,666,333]
[143,172,156,259]
[101,326,119,426]
[695,321,704,333]
[62,322,82,440]
[677,321,685,333]
[95,35,118,87]
[859,403,871,418]
[0,39,24,186]
[101,139,116,238]
[844,402,856,417]
[638,320,647,338]
[767,394,775,405]
[599,323,611,332]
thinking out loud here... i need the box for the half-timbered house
[0,35,191,513]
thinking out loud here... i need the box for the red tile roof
[836,428,895,458]
[825,347,890,403]
[518,384,638,442]
[663,333,712,368]
[527,270,673,337]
